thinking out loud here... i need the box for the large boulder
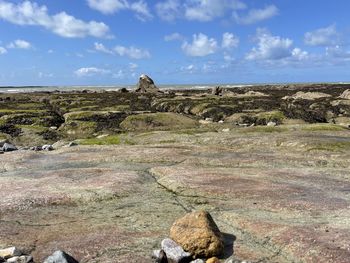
[135,74,159,93]
[170,211,224,258]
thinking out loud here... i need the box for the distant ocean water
[0,84,254,93]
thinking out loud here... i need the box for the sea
[0,84,254,93]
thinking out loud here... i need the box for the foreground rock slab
[170,211,224,258]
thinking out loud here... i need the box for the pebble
[222,128,230,132]
[267,121,277,127]
[190,259,205,263]
[206,257,220,263]
[0,247,21,259]
[42,145,54,151]
[43,250,78,263]
[161,238,191,263]
[6,255,33,263]
[68,142,78,147]
[1,143,17,152]
[152,249,167,263]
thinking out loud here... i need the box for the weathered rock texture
[135,74,159,93]
[170,211,224,258]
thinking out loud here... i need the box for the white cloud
[184,0,246,21]
[156,0,180,21]
[94,42,113,54]
[129,1,153,21]
[38,72,53,78]
[74,67,111,77]
[304,25,339,46]
[0,1,110,38]
[0,47,7,54]
[291,48,308,61]
[246,29,293,60]
[326,45,350,59]
[224,52,235,62]
[234,5,278,25]
[129,62,138,70]
[114,45,151,59]
[7,39,32,49]
[94,42,150,59]
[164,32,184,41]
[87,0,152,21]
[222,32,239,49]
[87,0,128,14]
[182,33,218,57]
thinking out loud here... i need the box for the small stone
[222,128,230,132]
[43,250,78,263]
[161,238,191,263]
[218,120,224,124]
[267,121,277,127]
[30,146,42,151]
[190,259,205,263]
[2,143,17,152]
[0,248,21,260]
[206,257,220,263]
[170,211,224,258]
[50,126,58,130]
[152,249,167,263]
[42,145,54,151]
[68,142,78,147]
[6,256,32,263]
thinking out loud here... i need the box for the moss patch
[120,112,198,131]
[301,124,348,132]
[78,135,121,145]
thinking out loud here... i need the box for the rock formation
[134,74,159,93]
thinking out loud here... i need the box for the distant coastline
[1,82,350,93]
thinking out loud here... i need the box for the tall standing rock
[170,211,224,258]
[135,74,159,93]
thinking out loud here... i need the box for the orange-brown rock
[170,211,224,258]
[206,257,220,263]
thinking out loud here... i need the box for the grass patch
[78,135,121,145]
[302,124,348,132]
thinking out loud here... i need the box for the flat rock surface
[1,125,350,262]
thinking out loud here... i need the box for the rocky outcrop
[135,74,159,93]
[211,86,223,96]
[170,211,224,258]
[282,91,332,100]
[339,89,350,99]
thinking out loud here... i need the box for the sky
[0,0,350,86]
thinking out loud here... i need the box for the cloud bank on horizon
[0,0,349,85]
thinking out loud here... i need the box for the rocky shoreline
[1,78,350,262]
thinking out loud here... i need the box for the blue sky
[0,0,350,86]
